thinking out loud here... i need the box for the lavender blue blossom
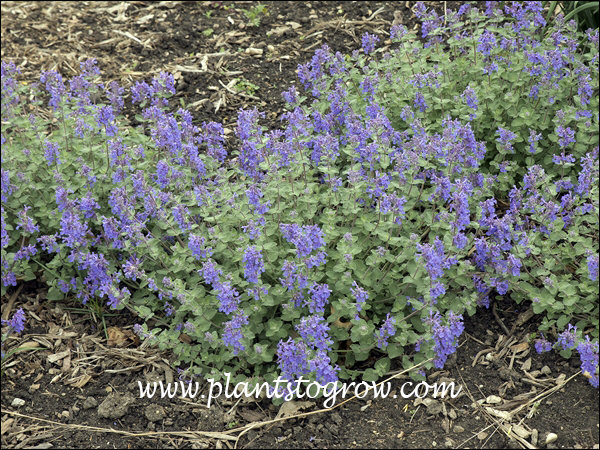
[375,313,396,349]
[295,315,333,351]
[361,32,380,55]
[557,324,577,350]
[216,281,240,315]
[535,335,553,353]
[556,126,575,149]
[587,253,599,281]
[350,281,369,314]
[44,141,61,166]
[242,245,265,283]
[277,337,310,381]
[496,127,517,153]
[189,235,212,260]
[577,336,599,387]
[2,308,26,334]
[222,311,248,355]
[16,206,39,234]
[307,283,331,314]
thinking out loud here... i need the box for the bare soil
[1,2,599,449]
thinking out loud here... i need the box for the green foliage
[242,4,268,27]
[1,1,598,391]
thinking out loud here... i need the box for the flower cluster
[1,0,598,393]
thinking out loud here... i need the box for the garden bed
[1,2,599,449]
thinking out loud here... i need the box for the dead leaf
[238,408,264,423]
[18,341,41,349]
[275,400,315,420]
[510,341,529,353]
[107,326,139,347]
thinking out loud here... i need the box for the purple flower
[216,281,240,315]
[496,127,517,153]
[414,91,428,112]
[277,337,310,381]
[350,281,369,312]
[535,335,553,353]
[14,244,37,261]
[361,32,380,55]
[462,85,478,112]
[280,223,326,258]
[390,24,408,40]
[96,105,118,137]
[2,308,26,334]
[243,245,265,283]
[155,160,170,188]
[587,253,599,281]
[307,283,331,314]
[44,141,61,166]
[375,313,397,349]
[556,126,575,149]
[577,336,599,387]
[528,129,542,153]
[415,236,456,282]
[189,235,212,260]
[557,324,577,350]
[295,315,332,351]
[16,206,39,234]
[222,311,249,355]
[426,311,464,368]
[308,350,339,384]
[477,31,497,56]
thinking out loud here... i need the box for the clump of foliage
[1,1,598,390]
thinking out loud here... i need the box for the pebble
[545,432,558,445]
[11,398,25,407]
[145,404,166,422]
[531,428,538,446]
[83,396,98,410]
[422,398,443,415]
[541,365,552,375]
[97,393,135,419]
[453,425,465,433]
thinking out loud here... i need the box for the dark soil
[1,2,599,449]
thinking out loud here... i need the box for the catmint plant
[1,1,597,391]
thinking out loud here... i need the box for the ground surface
[1,2,599,449]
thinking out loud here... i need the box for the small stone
[145,404,166,422]
[11,398,25,407]
[83,397,98,410]
[545,433,558,445]
[445,438,455,447]
[422,398,443,415]
[541,365,552,375]
[531,429,538,446]
[453,425,465,433]
[477,431,488,441]
[448,408,457,420]
[97,393,135,419]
